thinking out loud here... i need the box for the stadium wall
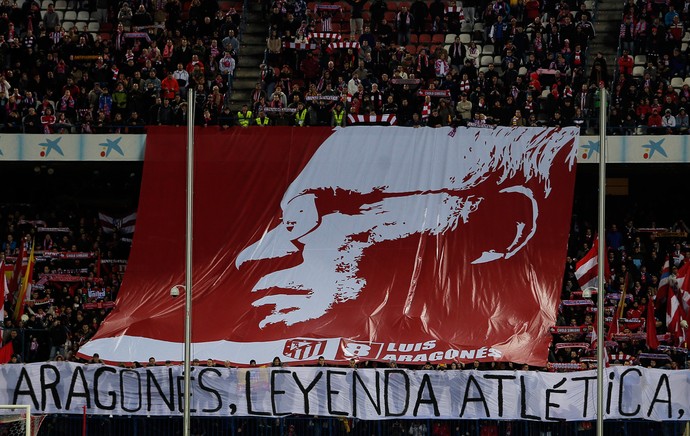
[0,132,683,164]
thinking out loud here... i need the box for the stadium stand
[0,0,682,373]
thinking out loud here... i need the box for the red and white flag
[575,237,607,291]
[646,298,659,349]
[99,212,137,235]
[666,287,687,346]
[677,261,690,314]
[0,260,9,303]
[655,256,671,309]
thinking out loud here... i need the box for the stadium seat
[77,10,89,21]
[445,33,456,44]
[684,77,690,87]
[634,55,646,66]
[399,2,411,9]
[460,22,472,33]
[459,33,470,44]
[75,21,87,30]
[63,10,76,20]
[478,66,488,74]
[632,66,644,77]
[518,66,527,76]
[472,22,484,33]
[683,32,690,42]
[419,34,431,44]
[410,34,418,44]
[87,21,99,32]
[540,89,550,99]
[432,34,444,44]
[671,77,684,88]
[405,44,417,54]
[482,44,494,55]
[62,20,74,29]
[55,10,63,20]
[54,0,66,8]
[493,55,502,64]
[683,42,688,52]
[480,55,493,66]
[41,0,51,9]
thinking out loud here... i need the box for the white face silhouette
[236,127,578,329]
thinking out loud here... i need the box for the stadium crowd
[0,0,686,369]
[1,201,688,371]
[0,0,611,132]
[0,0,688,133]
[251,0,602,129]
[610,0,690,134]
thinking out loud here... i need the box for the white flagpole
[183,88,195,436]
[596,82,607,436]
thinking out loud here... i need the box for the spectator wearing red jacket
[300,52,321,86]
[161,72,180,100]
[618,49,634,77]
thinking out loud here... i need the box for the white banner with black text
[0,364,689,421]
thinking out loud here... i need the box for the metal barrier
[35,415,689,436]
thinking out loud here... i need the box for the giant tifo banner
[1,364,689,421]
[79,126,579,366]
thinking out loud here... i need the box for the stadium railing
[36,415,690,435]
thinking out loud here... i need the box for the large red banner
[81,126,579,366]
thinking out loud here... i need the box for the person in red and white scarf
[435,52,450,78]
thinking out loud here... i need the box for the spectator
[410,0,428,34]
[348,0,367,38]
[42,3,60,32]
[396,6,412,46]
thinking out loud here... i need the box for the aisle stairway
[587,0,622,79]
[227,2,266,111]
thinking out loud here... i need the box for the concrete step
[229,91,251,103]
[596,10,622,20]
[597,1,623,11]
[233,78,258,88]
[234,68,259,79]
[242,34,265,45]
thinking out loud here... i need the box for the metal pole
[596,82,607,436]
[183,88,195,436]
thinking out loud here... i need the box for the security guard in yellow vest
[294,102,308,127]
[237,104,252,127]
[331,102,346,127]
[255,110,270,126]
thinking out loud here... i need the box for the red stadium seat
[409,34,418,44]
[406,44,417,54]
[419,34,431,44]
[431,34,444,44]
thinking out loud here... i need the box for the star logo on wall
[642,139,667,159]
[581,140,600,160]
[99,137,124,157]
[38,137,64,157]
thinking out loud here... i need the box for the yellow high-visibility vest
[333,110,344,126]
[255,117,270,126]
[237,110,253,127]
[295,109,307,126]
